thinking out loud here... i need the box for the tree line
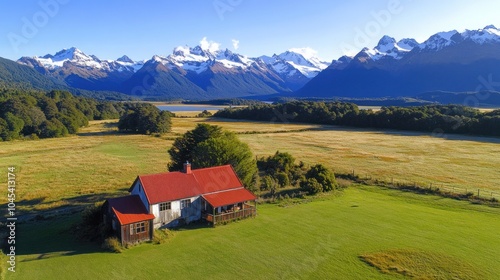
[0,89,171,141]
[214,101,500,136]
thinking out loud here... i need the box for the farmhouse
[103,163,257,245]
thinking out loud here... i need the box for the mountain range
[297,25,500,104]
[16,46,329,100]
[4,25,500,104]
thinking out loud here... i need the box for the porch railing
[203,206,256,225]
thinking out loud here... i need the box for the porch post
[212,206,216,227]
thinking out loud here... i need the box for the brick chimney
[183,161,192,174]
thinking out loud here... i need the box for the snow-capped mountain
[259,50,329,78]
[18,47,144,73]
[16,44,328,98]
[298,25,500,99]
[418,25,500,51]
[362,36,419,60]
[14,25,500,100]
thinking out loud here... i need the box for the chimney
[183,161,192,174]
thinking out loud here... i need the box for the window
[135,222,146,234]
[180,199,191,209]
[159,202,171,211]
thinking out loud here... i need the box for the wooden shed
[104,195,155,245]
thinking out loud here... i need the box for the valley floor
[7,186,500,279]
[1,117,499,279]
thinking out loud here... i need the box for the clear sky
[1,0,500,62]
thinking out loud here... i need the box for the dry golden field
[1,116,499,214]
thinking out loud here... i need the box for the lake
[156,105,228,112]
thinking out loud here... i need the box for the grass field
[1,116,500,279]
[1,117,499,213]
[7,186,500,279]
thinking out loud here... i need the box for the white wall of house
[130,180,149,211]
[151,196,201,228]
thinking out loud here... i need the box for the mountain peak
[375,36,397,52]
[117,55,134,63]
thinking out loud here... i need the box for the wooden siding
[119,220,153,245]
[152,196,202,228]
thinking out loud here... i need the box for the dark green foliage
[303,164,338,193]
[75,202,111,243]
[118,103,172,135]
[39,119,69,138]
[168,124,258,188]
[261,175,278,196]
[258,151,296,175]
[0,88,131,141]
[257,151,305,189]
[300,178,323,195]
[275,172,290,188]
[191,132,258,187]
[215,101,500,137]
[168,123,223,171]
[196,110,213,117]
[2,113,24,140]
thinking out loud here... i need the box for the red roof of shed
[134,165,245,204]
[107,195,155,225]
[202,188,256,207]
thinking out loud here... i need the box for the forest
[214,101,500,136]
[0,89,169,140]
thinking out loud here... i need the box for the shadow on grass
[16,214,105,262]
[76,130,123,137]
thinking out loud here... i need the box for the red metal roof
[107,195,155,225]
[136,165,245,204]
[202,188,256,208]
[138,172,200,204]
[192,165,244,194]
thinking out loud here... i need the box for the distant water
[156,105,228,112]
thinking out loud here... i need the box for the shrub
[196,110,213,117]
[74,202,112,242]
[275,172,290,188]
[102,237,122,253]
[300,178,323,194]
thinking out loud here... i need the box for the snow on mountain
[461,24,500,44]
[352,25,500,63]
[164,45,255,73]
[362,36,418,60]
[258,49,330,79]
[34,47,102,69]
[417,25,500,51]
[19,47,144,73]
[417,30,459,51]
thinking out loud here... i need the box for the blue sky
[1,0,500,62]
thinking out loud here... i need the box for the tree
[168,124,258,188]
[167,123,223,171]
[191,132,258,187]
[300,164,338,194]
[39,119,68,138]
[300,178,323,194]
[1,113,24,140]
[118,103,171,135]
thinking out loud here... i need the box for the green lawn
[9,186,500,279]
